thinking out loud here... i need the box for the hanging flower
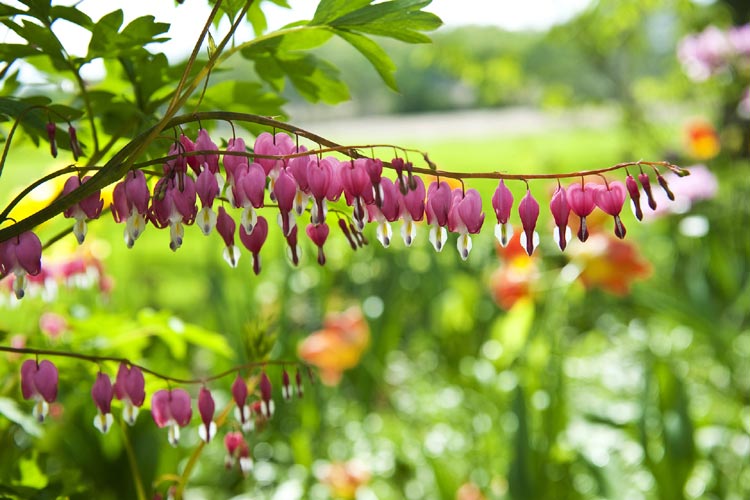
[111,170,150,248]
[197,387,216,443]
[20,359,58,422]
[224,431,253,474]
[91,372,114,434]
[518,188,540,255]
[151,388,192,447]
[492,180,514,247]
[0,230,42,299]
[113,363,145,425]
[61,175,104,244]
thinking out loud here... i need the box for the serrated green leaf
[50,5,93,29]
[118,15,170,48]
[311,0,372,25]
[86,9,124,58]
[330,0,442,43]
[335,29,397,90]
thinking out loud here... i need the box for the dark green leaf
[0,5,25,17]
[18,0,50,21]
[0,43,40,63]
[335,29,398,90]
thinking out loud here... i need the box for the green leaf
[335,29,398,90]
[312,0,372,25]
[330,0,442,43]
[119,15,170,45]
[246,2,268,36]
[50,5,94,29]
[199,80,287,116]
[86,9,124,58]
[1,19,67,69]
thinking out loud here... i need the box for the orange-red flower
[298,307,370,385]
[567,233,652,295]
[316,460,370,499]
[685,119,720,160]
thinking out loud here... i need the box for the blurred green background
[1,0,750,499]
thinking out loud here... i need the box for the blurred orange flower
[298,306,370,385]
[317,460,370,499]
[489,232,539,310]
[685,119,720,160]
[457,482,486,500]
[567,233,652,295]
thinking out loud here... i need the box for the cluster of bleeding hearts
[20,358,303,474]
[1,126,676,301]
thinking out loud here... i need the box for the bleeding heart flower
[151,388,192,446]
[518,189,540,256]
[21,359,58,422]
[567,182,598,242]
[91,372,114,434]
[197,387,216,443]
[549,185,570,251]
[1,230,43,299]
[595,181,627,239]
[113,363,145,425]
[62,175,104,244]
[239,215,268,275]
[492,180,514,247]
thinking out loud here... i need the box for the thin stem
[0,345,304,385]
[121,421,148,500]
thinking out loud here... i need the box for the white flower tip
[495,222,512,247]
[32,400,49,422]
[167,423,181,447]
[123,405,139,425]
[94,412,114,434]
[198,421,217,443]
[457,233,472,261]
[74,219,87,244]
[223,245,241,268]
[239,457,253,474]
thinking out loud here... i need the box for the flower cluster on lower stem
[14,354,306,475]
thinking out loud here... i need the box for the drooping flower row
[1,126,680,299]
[19,358,304,472]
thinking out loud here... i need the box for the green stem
[121,421,148,500]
